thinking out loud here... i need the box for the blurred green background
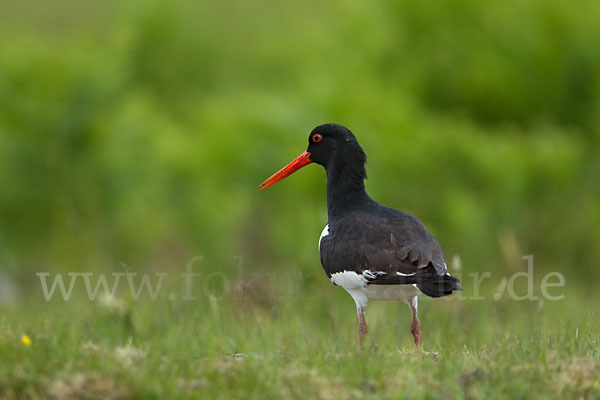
[2,1,600,398]
[1,0,599,289]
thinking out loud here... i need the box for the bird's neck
[325,157,371,219]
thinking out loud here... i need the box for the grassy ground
[1,275,598,399]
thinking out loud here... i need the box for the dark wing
[319,210,449,284]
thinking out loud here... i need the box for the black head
[258,123,367,190]
[307,123,366,168]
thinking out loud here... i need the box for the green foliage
[1,0,598,279]
[0,0,598,276]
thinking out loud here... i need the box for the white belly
[365,284,420,300]
[329,270,420,310]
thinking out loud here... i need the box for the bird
[259,123,461,349]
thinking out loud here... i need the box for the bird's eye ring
[312,134,323,143]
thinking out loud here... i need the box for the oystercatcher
[259,123,461,349]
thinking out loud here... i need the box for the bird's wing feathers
[320,212,447,284]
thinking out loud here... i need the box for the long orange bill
[258,151,312,190]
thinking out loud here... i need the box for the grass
[1,274,599,399]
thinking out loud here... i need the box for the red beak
[258,151,312,190]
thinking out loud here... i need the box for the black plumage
[319,207,461,297]
[309,123,460,297]
[259,123,461,348]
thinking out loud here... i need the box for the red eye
[312,134,323,143]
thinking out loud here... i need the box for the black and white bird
[259,123,461,349]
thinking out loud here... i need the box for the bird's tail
[416,273,462,298]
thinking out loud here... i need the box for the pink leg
[358,307,368,348]
[408,297,421,350]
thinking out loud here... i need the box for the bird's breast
[318,223,330,250]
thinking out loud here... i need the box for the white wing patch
[329,271,371,310]
[330,270,387,289]
[363,270,387,279]
[318,224,329,250]
[330,270,367,289]
[396,271,416,277]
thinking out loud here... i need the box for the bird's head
[259,123,366,190]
